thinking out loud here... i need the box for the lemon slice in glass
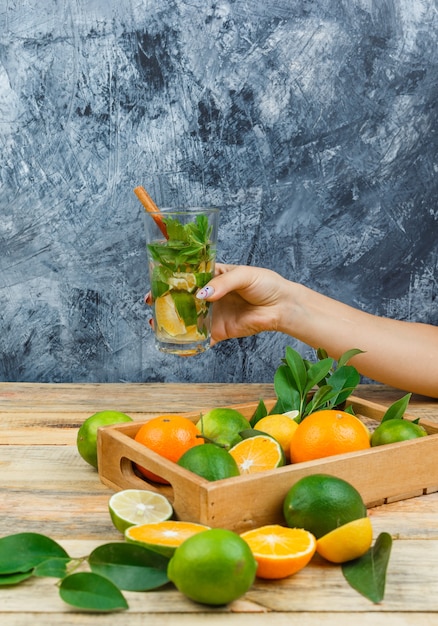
[109,489,173,533]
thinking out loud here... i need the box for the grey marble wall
[1,0,437,383]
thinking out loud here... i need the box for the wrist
[276,279,305,335]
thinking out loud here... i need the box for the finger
[197,265,257,301]
[144,291,153,305]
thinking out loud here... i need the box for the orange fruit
[289,409,370,463]
[229,435,285,474]
[240,525,316,579]
[125,521,210,557]
[134,414,203,483]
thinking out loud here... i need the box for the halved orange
[240,524,316,579]
[125,520,210,557]
[229,435,285,474]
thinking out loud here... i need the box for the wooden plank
[0,382,276,412]
[2,615,437,626]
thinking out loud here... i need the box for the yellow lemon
[255,413,299,461]
[316,517,373,563]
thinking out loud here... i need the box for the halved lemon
[316,516,373,563]
[155,293,186,336]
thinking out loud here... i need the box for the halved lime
[108,489,173,533]
[168,272,197,292]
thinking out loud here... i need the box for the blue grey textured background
[1,0,437,384]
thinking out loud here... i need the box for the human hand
[196,264,292,344]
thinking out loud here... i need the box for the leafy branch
[0,533,170,612]
[252,346,364,425]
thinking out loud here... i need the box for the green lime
[196,408,250,449]
[108,489,173,533]
[167,528,257,605]
[76,410,133,469]
[371,418,427,446]
[171,291,198,326]
[177,444,240,481]
[283,474,367,539]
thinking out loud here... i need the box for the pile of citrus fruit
[76,400,428,483]
[129,405,427,483]
[75,403,403,607]
[103,472,375,606]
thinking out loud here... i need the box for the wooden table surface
[1,382,438,626]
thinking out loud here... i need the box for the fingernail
[144,291,152,305]
[196,285,215,300]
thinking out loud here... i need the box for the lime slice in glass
[168,272,197,292]
[109,489,173,533]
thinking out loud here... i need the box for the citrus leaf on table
[342,532,393,603]
[33,557,71,578]
[0,533,69,575]
[381,393,412,423]
[59,572,128,612]
[0,571,33,586]
[88,542,169,591]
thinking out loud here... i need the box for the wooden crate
[97,395,438,533]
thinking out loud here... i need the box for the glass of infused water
[144,205,219,356]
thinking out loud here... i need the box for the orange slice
[228,435,285,474]
[155,293,186,336]
[125,521,210,557]
[241,524,316,579]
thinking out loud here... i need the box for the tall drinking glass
[144,207,219,356]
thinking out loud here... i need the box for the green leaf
[303,358,335,395]
[33,557,71,579]
[381,393,412,423]
[0,533,69,575]
[342,532,393,603]
[303,384,335,416]
[284,346,308,393]
[325,365,361,407]
[59,572,128,612]
[337,348,365,368]
[249,399,268,426]
[273,365,301,412]
[316,347,329,360]
[88,543,169,592]
[0,570,33,586]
